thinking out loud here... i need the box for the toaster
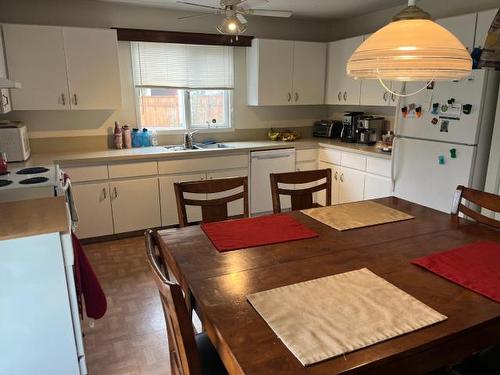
[0,122,31,161]
[313,120,343,139]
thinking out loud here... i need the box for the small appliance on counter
[341,112,364,143]
[0,121,30,161]
[313,120,343,139]
[356,116,385,145]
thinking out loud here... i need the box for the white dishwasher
[250,148,296,214]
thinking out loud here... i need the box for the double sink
[164,143,233,152]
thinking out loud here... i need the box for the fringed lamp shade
[347,5,472,81]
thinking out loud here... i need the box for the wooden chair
[270,169,332,214]
[451,185,500,229]
[145,232,228,375]
[145,230,203,333]
[174,176,249,227]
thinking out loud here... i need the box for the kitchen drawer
[366,157,391,177]
[158,154,249,175]
[108,161,158,178]
[341,152,366,171]
[318,148,341,165]
[63,165,108,182]
[296,148,318,162]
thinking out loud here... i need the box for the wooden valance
[114,28,254,47]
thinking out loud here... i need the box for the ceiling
[96,0,409,20]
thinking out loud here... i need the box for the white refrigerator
[392,69,500,213]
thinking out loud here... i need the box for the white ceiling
[97,0,408,20]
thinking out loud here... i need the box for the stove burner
[19,177,49,185]
[0,179,13,187]
[16,167,50,175]
[0,170,9,176]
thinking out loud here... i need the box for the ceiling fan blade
[248,9,293,18]
[236,13,248,24]
[176,1,222,10]
[178,12,218,20]
[239,0,269,9]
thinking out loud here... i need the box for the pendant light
[347,0,472,87]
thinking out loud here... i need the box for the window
[132,42,234,131]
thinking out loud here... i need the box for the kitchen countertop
[0,196,69,241]
[12,138,391,167]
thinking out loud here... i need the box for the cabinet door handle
[287,92,292,102]
[337,91,342,101]
[73,94,78,105]
[391,93,396,102]
[102,187,107,200]
[61,93,66,105]
[113,186,118,198]
[2,94,8,106]
[294,92,299,102]
[340,173,344,183]
[334,171,338,181]
[383,91,388,102]
[343,91,347,101]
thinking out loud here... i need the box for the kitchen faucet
[183,130,198,149]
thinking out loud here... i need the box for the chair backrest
[451,185,500,229]
[270,169,332,214]
[144,229,170,280]
[145,231,202,375]
[174,176,249,227]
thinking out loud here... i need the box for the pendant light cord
[377,77,434,97]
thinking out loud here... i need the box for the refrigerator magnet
[438,155,446,165]
[401,106,408,118]
[450,148,457,159]
[440,120,449,133]
[416,106,422,118]
[432,103,439,115]
[463,104,472,114]
[431,117,439,125]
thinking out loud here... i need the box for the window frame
[134,87,234,134]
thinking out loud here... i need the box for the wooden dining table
[157,197,500,374]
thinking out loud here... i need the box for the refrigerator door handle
[391,137,399,192]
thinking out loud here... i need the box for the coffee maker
[356,116,385,144]
[341,112,364,143]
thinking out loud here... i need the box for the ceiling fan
[176,0,292,36]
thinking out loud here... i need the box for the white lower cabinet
[207,168,248,217]
[338,167,365,203]
[110,177,161,233]
[364,174,392,200]
[72,182,114,239]
[159,173,205,226]
[318,161,340,205]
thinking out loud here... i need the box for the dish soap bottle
[114,122,123,149]
[150,129,158,146]
[142,128,151,147]
[132,128,141,147]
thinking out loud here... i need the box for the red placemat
[200,214,318,252]
[412,241,500,303]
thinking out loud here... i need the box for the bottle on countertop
[142,128,152,147]
[122,125,132,149]
[114,122,123,149]
[150,129,158,146]
[0,152,7,174]
[132,128,141,147]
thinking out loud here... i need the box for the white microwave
[0,122,30,161]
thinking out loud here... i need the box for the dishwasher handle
[251,154,293,160]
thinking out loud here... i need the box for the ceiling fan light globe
[347,16,472,81]
[217,16,247,35]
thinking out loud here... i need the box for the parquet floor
[82,236,171,375]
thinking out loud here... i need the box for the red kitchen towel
[201,214,319,252]
[72,233,107,319]
[412,241,500,303]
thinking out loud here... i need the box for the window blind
[131,41,234,89]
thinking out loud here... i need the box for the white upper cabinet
[2,24,121,111]
[325,36,363,105]
[63,28,122,110]
[436,13,476,52]
[291,41,326,105]
[0,29,11,113]
[475,8,498,49]
[3,24,70,110]
[247,39,326,106]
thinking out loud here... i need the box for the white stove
[0,165,64,202]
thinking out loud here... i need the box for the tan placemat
[301,201,414,231]
[247,268,447,366]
